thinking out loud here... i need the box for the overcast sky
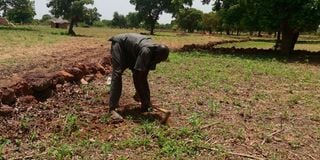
[35,0,213,24]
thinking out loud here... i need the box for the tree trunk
[150,22,155,35]
[274,31,281,51]
[258,30,262,37]
[280,21,299,54]
[226,29,230,35]
[68,18,76,36]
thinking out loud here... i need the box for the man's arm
[132,70,151,108]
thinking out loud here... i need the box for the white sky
[34,0,213,24]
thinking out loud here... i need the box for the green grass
[217,41,320,51]
[0,26,68,47]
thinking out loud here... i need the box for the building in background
[50,17,69,29]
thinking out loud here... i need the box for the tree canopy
[130,0,193,35]
[111,12,127,28]
[83,7,101,26]
[176,8,203,33]
[6,0,35,23]
[47,0,94,36]
[203,0,320,54]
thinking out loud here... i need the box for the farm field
[0,26,234,87]
[1,26,320,159]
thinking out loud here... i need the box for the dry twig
[261,129,285,145]
[204,147,265,160]
[200,122,220,130]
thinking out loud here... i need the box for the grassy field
[0,26,233,83]
[1,26,320,159]
[2,51,320,159]
[217,41,320,51]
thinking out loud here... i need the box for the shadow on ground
[118,104,164,124]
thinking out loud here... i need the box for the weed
[188,113,203,128]
[280,109,293,121]
[118,136,151,149]
[29,131,38,142]
[0,138,11,158]
[208,100,221,116]
[100,114,111,124]
[63,114,78,135]
[118,156,129,160]
[288,141,302,150]
[48,144,74,160]
[20,116,32,132]
[234,128,246,142]
[212,144,228,159]
[253,91,269,101]
[101,142,112,155]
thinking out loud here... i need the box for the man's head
[152,44,169,64]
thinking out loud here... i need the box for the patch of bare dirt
[0,38,110,88]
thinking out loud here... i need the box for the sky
[34,0,214,24]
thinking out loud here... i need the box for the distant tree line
[1,0,319,53]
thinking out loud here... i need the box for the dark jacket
[109,33,157,71]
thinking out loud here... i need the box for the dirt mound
[0,55,112,107]
[180,39,250,51]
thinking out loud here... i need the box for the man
[108,33,169,121]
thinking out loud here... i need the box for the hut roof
[50,17,70,24]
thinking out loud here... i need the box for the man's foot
[133,93,141,102]
[109,110,124,122]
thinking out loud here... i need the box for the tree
[130,0,193,35]
[40,14,52,23]
[259,0,320,53]
[202,12,220,34]
[7,0,35,23]
[111,12,127,28]
[203,0,320,54]
[176,8,203,33]
[83,7,101,26]
[47,0,94,36]
[0,0,14,17]
[126,12,141,28]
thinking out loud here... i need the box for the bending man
[108,33,169,121]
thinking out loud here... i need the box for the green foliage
[130,0,193,34]
[48,144,74,160]
[100,142,112,154]
[6,0,35,23]
[202,12,220,34]
[0,138,11,158]
[176,8,203,33]
[0,0,11,17]
[126,12,141,28]
[111,12,127,28]
[83,7,101,26]
[40,14,52,23]
[63,114,78,135]
[47,0,94,35]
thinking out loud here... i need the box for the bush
[93,21,105,27]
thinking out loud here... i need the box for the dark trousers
[109,42,125,110]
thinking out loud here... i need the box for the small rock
[84,74,95,82]
[80,79,89,85]
[197,100,204,106]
